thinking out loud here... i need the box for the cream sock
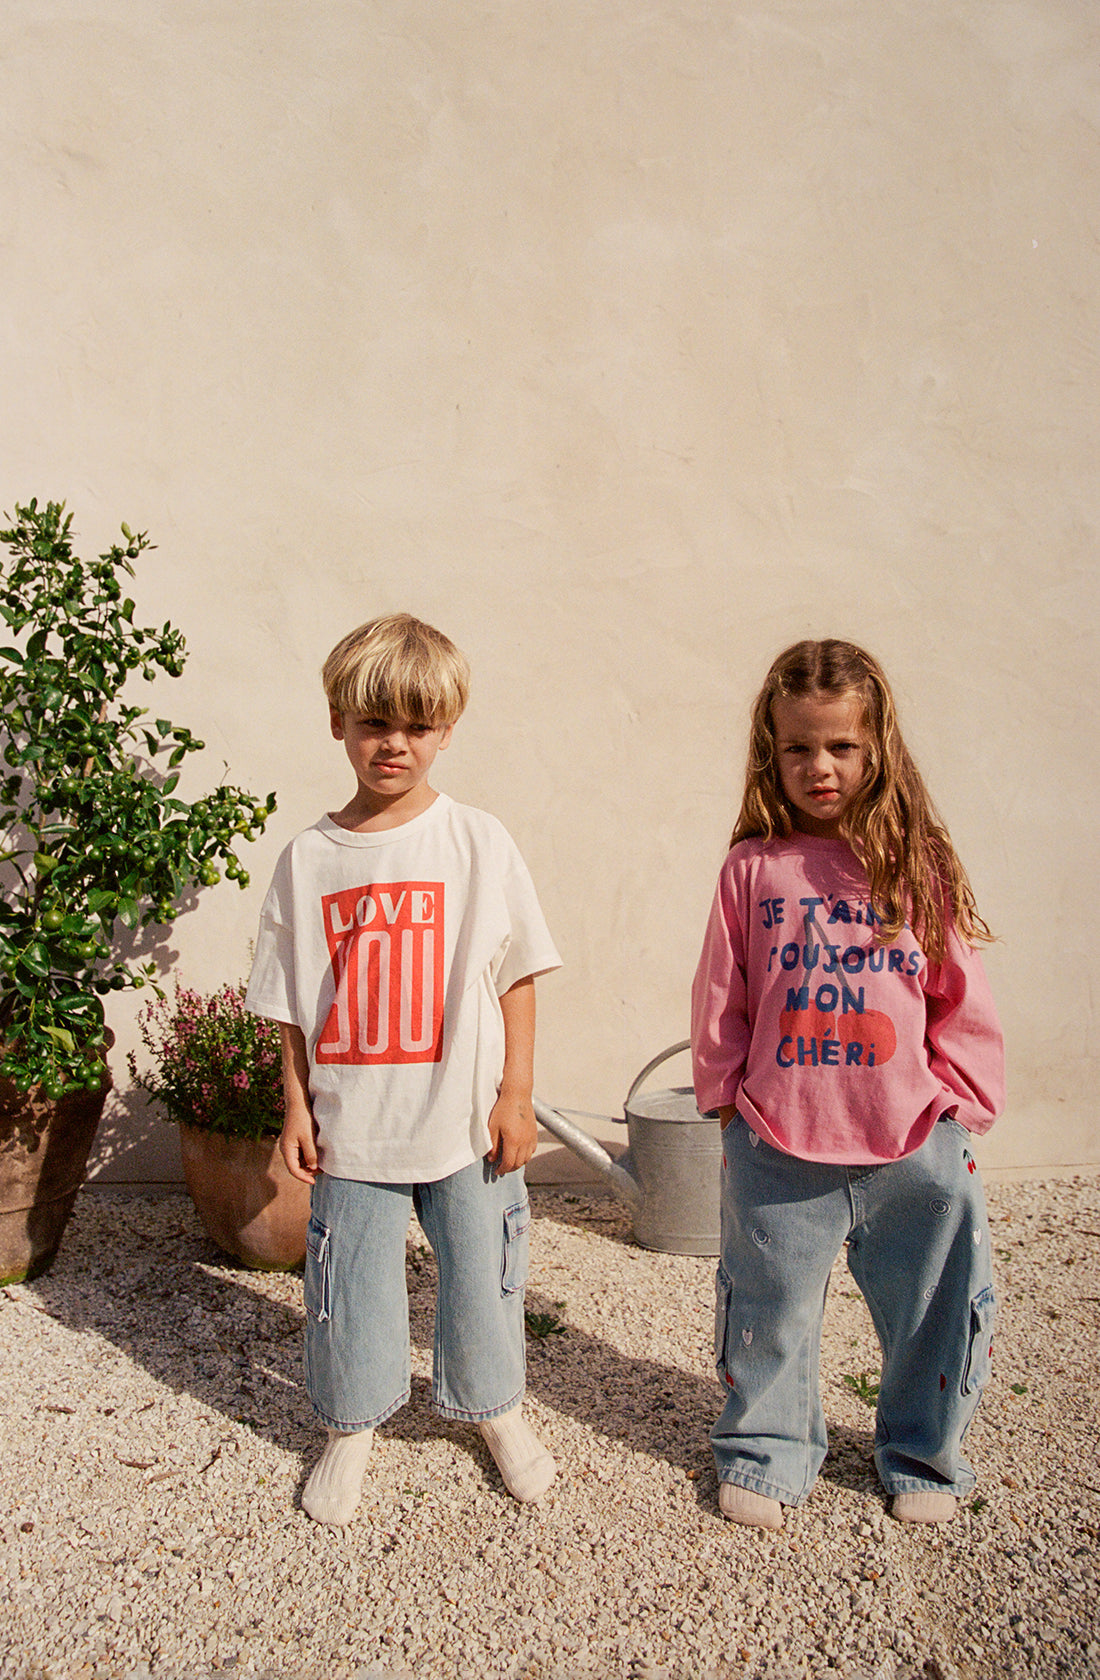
[718,1483,784,1530]
[478,1406,556,1502]
[301,1427,374,1527]
[891,1490,957,1524]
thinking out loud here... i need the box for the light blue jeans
[712,1115,995,1505]
[303,1159,530,1431]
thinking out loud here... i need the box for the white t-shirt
[244,794,561,1183]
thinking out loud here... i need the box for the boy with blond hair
[246,613,561,1525]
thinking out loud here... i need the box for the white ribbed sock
[301,1427,374,1527]
[892,1490,957,1524]
[718,1483,784,1530]
[478,1407,556,1502]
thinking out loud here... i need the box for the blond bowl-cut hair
[322,614,470,727]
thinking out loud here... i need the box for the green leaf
[21,942,52,977]
[117,896,140,929]
[55,992,98,1016]
[41,1024,77,1055]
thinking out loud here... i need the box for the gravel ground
[1,1177,1098,1680]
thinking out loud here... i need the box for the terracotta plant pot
[178,1122,311,1270]
[0,1062,113,1286]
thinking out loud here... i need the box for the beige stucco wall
[2,1,1096,1184]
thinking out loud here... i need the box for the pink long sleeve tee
[690,834,1005,1165]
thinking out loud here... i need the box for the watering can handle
[625,1039,692,1109]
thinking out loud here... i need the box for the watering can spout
[531,1041,722,1256]
[531,1097,644,1210]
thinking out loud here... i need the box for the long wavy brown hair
[730,640,992,961]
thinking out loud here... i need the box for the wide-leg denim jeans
[304,1159,530,1431]
[712,1115,995,1506]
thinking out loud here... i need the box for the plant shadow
[87,1083,176,1181]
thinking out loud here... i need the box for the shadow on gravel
[21,1192,716,1479]
[816,1423,880,1495]
[25,1201,320,1454]
[25,1189,880,1510]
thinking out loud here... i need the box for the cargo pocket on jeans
[714,1265,733,1380]
[962,1284,995,1395]
[304,1215,331,1324]
[501,1198,531,1295]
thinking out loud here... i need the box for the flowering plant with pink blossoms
[128,981,284,1141]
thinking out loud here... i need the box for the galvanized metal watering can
[532,1041,722,1256]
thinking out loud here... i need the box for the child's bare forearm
[278,1021,319,1182]
[488,977,538,1172]
[498,975,535,1096]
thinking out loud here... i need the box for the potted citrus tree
[0,499,276,1283]
[129,980,309,1270]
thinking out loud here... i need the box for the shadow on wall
[88,881,219,1184]
[88,1084,181,1184]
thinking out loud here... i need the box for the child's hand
[280,1104,320,1183]
[486,1091,538,1176]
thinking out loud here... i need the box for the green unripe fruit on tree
[0,499,273,1094]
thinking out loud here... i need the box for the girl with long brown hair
[692,640,1004,1531]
